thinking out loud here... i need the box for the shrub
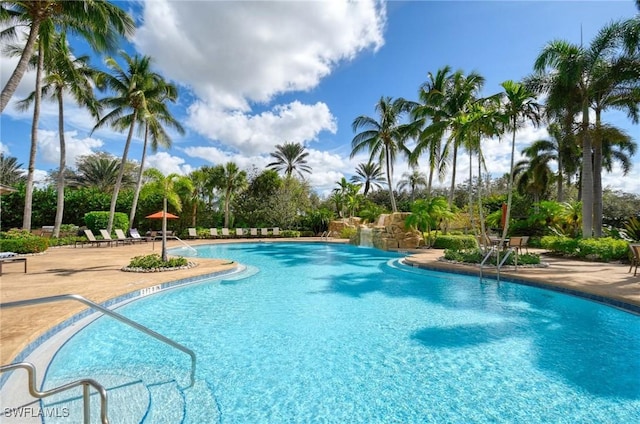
[280,230,300,238]
[84,211,129,233]
[128,254,188,269]
[432,234,477,250]
[300,230,315,237]
[443,248,540,266]
[339,227,357,239]
[0,229,49,253]
[541,235,629,262]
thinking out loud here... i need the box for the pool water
[43,243,640,423]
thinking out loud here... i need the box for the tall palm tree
[129,78,184,229]
[0,0,134,112]
[411,66,454,197]
[143,168,193,262]
[187,168,209,228]
[532,19,635,237]
[267,142,312,178]
[397,169,428,201]
[0,154,24,185]
[93,52,166,233]
[210,162,248,228]
[17,33,99,237]
[351,96,415,212]
[513,156,554,210]
[499,80,540,241]
[350,162,385,196]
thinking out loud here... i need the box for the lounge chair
[629,243,640,276]
[235,228,244,238]
[520,236,530,254]
[260,228,269,237]
[273,227,280,237]
[115,229,144,244]
[129,228,149,242]
[100,229,125,246]
[75,229,112,248]
[250,228,258,237]
[188,228,198,239]
[209,228,219,238]
[0,252,27,275]
[221,228,230,238]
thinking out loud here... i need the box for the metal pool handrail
[0,294,196,388]
[0,361,109,424]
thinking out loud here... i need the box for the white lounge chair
[210,228,219,238]
[188,227,198,239]
[221,228,230,238]
[100,229,125,246]
[235,228,243,237]
[273,227,280,237]
[115,229,143,244]
[250,228,258,237]
[129,228,149,242]
[76,229,112,248]
[260,228,269,236]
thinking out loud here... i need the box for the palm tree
[17,33,99,237]
[397,169,428,201]
[143,169,193,262]
[0,0,134,112]
[500,80,540,241]
[333,177,361,217]
[405,197,454,247]
[513,156,553,210]
[129,78,184,229]
[210,162,248,228]
[69,152,136,191]
[351,96,415,212]
[93,52,167,233]
[0,154,24,185]
[267,142,312,178]
[350,162,385,196]
[187,168,209,228]
[411,66,454,197]
[532,19,636,237]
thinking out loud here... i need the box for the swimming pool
[42,243,639,423]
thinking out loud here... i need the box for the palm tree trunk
[501,117,517,242]
[129,123,149,230]
[22,42,44,231]
[0,20,41,113]
[477,151,486,239]
[580,99,594,238]
[53,88,66,238]
[468,149,474,231]
[427,167,433,199]
[224,190,231,228]
[448,145,458,209]
[385,145,397,212]
[593,109,603,238]
[557,155,564,202]
[107,111,137,233]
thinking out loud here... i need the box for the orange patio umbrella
[145,211,179,219]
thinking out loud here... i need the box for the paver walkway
[1,239,638,365]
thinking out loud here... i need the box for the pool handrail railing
[0,294,197,388]
[0,361,109,424]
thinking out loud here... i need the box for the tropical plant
[93,52,167,233]
[0,0,134,112]
[351,96,415,212]
[16,33,99,237]
[397,169,428,201]
[128,77,184,229]
[69,152,136,191]
[267,141,312,178]
[405,197,454,247]
[499,80,540,242]
[0,154,24,185]
[142,168,193,261]
[350,161,385,196]
[209,162,248,228]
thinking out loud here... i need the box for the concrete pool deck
[1,238,639,366]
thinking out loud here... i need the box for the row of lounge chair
[188,227,280,238]
[75,229,149,248]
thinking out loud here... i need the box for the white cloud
[0,142,8,155]
[145,152,193,176]
[187,101,337,156]
[134,0,385,109]
[37,130,104,168]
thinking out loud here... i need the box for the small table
[0,257,27,275]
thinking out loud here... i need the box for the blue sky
[1,0,639,195]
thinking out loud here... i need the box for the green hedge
[444,248,541,266]
[540,236,629,262]
[84,211,129,233]
[280,230,300,238]
[432,234,477,250]
[0,230,49,253]
[128,254,188,269]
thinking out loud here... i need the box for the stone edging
[121,261,198,273]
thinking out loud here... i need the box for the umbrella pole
[162,198,168,262]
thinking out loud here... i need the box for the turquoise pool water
[43,243,640,423]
